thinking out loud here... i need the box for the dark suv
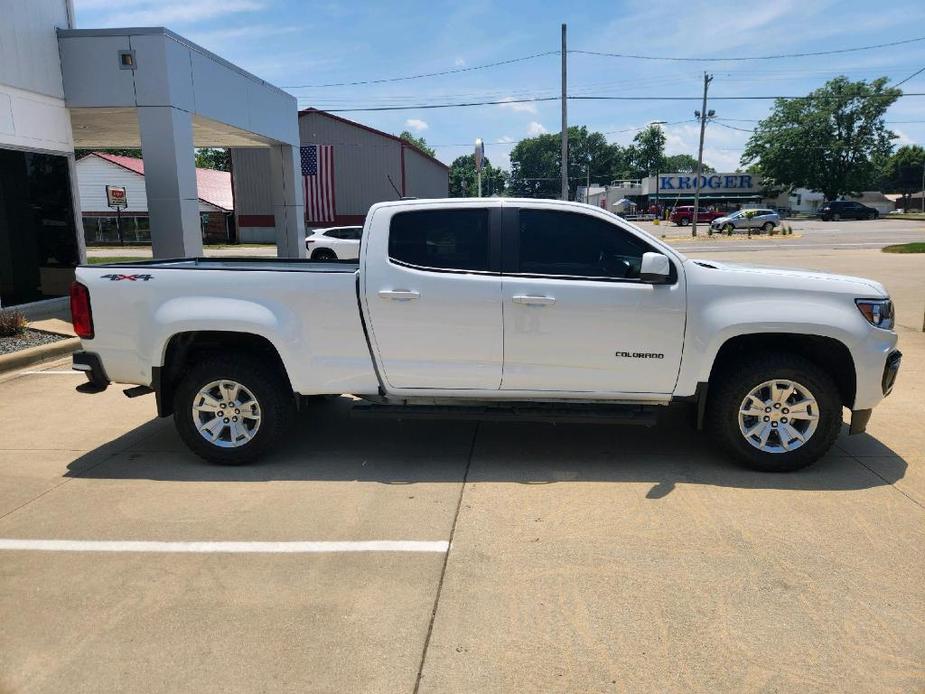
[819,200,879,221]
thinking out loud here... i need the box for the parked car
[710,209,780,233]
[819,201,879,221]
[71,198,900,472]
[305,226,363,260]
[669,206,726,226]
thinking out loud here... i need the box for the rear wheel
[679,217,690,226]
[832,213,841,221]
[173,355,294,465]
[312,248,337,261]
[869,211,879,220]
[762,221,774,233]
[708,354,842,471]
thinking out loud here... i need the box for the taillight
[70,281,94,339]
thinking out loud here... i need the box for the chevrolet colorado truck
[70,198,901,471]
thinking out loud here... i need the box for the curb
[0,337,81,375]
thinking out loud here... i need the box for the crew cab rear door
[361,203,503,390]
[500,203,686,394]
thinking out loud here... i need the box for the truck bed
[85,257,360,273]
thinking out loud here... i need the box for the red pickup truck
[669,206,726,226]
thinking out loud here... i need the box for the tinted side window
[518,209,650,279]
[389,209,490,272]
[348,228,363,240]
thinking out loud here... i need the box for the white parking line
[0,539,449,553]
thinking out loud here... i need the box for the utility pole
[561,23,568,201]
[692,72,713,237]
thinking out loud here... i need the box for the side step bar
[351,403,658,426]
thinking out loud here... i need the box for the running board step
[351,403,658,426]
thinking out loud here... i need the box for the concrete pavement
[1,247,923,693]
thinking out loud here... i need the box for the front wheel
[173,355,294,464]
[707,354,842,471]
[724,223,735,234]
[679,217,690,226]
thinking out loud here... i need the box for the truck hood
[687,258,888,297]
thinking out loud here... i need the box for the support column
[138,106,203,258]
[268,144,306,258]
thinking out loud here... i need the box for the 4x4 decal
[100,274,153,282]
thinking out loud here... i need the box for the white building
[1,0,304,310]
[76,152,233,244]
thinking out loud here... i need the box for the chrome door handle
[512,295,556,305]
[378,289,420,300]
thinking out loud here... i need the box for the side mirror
[640,252,671,284]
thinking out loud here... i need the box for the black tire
[870,211,879,220]
[724,223,735,234]
[679,217,690,226]
[173,355,294,465]
[707,353,842,472]
[832,213,840,222]
[312,248,337,261]
[762,221,774,233]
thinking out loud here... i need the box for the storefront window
[0,148,78,306]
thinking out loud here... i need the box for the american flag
[301,144,335,223]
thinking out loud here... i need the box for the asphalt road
[639,217,925,253]
[2,248,923,693]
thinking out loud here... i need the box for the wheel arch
[707,333,856,411]
[155,330,293,417]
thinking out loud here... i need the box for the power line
[281,51,558,88]
[893,65,925,87]
[321,92,925,112]
[569,36,925,62]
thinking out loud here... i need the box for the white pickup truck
[70,198,901,471]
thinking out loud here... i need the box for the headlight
[856,299,894,329]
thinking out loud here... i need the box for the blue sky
[73,0,925,173]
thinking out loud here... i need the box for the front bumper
[882,349,901,396]
[72,351,110,393]
[849,348,902,436]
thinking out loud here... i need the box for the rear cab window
[389,208,491,272]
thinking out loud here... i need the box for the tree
[509,126,624,199]
[75,148,142,160]
[195,148,230,171]
[399,131,436,157]
[630,125,667,177]
[881,145,925,210]
[663,153,714,173]
[741,76,900,201]
[449,154,508,197]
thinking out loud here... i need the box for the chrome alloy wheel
[738,379,819,454]
[191,380,262,448]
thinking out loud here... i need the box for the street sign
[106,185,127,209]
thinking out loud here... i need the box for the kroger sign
[657,173,760,193]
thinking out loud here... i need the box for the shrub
[0,309,28,337]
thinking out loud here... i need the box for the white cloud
[499,97,538,115]
[527,121,547,136]
[454,57,466,67]
[79,0,263,27]
[892,128,914,146]
[404,119,429,132]
[497,135,515,143]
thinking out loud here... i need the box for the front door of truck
[361,204,503,390]
[500,205,686,394]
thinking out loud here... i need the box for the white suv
[305,226,363,260]
[711,209,780,234]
